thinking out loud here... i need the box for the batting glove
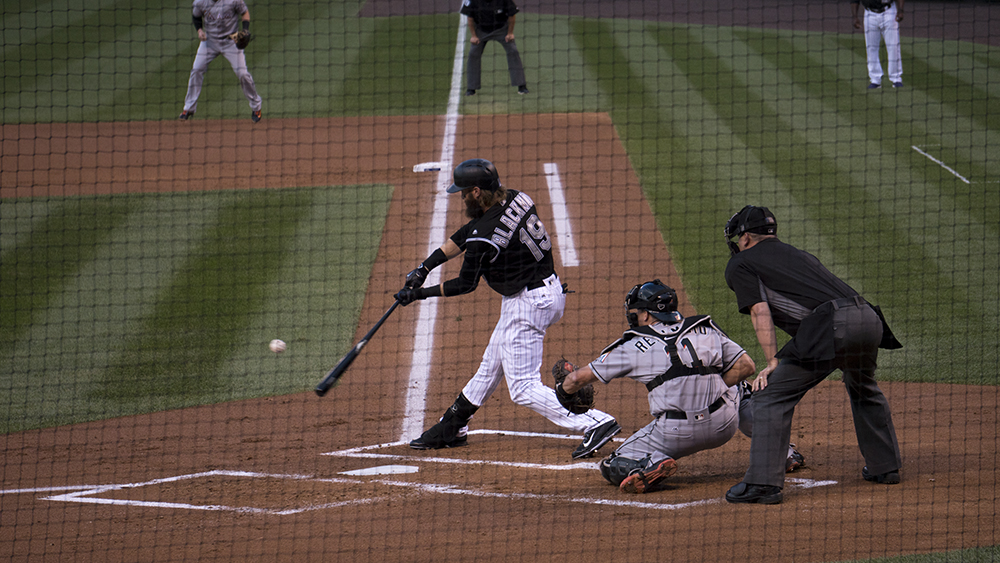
[394,287,425,306]
[404,265,429,289]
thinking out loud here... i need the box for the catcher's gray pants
[615,386,743,462]
[465,24,526,91]
[743,302,902,488]
[460,274,615,433]
[183,36,262,113]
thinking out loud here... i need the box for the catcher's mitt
[552,358,595,415]
[229,29,254,50]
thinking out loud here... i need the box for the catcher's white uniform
[590,315,752,463]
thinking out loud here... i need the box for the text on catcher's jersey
[589,316,746,416]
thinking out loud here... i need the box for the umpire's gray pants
[183,36,262,113]
[743,303,902,488]
[466,24,526,90]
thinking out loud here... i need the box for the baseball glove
[552,358,595,415]
[229,29,253,50]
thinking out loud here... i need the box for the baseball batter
[178,0,263,122]
[394,159,621,459]
[559,280,804,494]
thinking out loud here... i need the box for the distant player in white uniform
[851,0,905,88]
[559,280,804,494]
[178,0,263,122]
[394,158,621,459]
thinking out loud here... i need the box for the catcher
[555,279,804,494]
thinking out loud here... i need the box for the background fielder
[559,280,803,494]
[851,0,905,89]
[179,0,263,122]
[394,158,620,459]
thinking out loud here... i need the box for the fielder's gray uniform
[590,316,751,463]
[183,0,262,114]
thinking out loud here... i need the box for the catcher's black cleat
[862,466,900,484]
[178,109,194,120]
[725,482,783,504]
[251,109,262,123]
[620,457,678,494]
[572,419,621,459]
[786,444,805,473]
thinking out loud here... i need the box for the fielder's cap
[447,158,502,193]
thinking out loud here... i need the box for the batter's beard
[464,198,485,219]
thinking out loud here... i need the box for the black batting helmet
[724,205,777,254]
[447,158,501,193]
[625,279,682,327]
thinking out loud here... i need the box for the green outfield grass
[0,185,392,433]
[1,0,997,437]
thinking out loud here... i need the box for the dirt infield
[1,115,998,562]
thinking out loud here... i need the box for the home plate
[413,162,443,173]
[340,465,420,476]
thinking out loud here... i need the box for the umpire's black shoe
[725,482,783,504]
[517,85,529,94]
[465,89,476,96]
[572,419,621,459]
[862,466,900,484]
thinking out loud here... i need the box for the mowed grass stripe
[652,26,995,380]
[95,188,314,404]
[339,14,456,116]
[0,196,140,361]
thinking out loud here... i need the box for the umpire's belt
[659,396,726,420]
[831,295,864,310]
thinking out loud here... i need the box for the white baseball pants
[462,274,615,433]
[864,4,903,85]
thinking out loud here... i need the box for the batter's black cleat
[251,109,262,123]
[178,109,194,120]
[862,466,900,484]
[465,89,476,96]
[620,457,678,494]
[409,434,468,450]
[517,85,529,95]
[786,444,805,473]
[572,419,621,459]
[725,482,783,504]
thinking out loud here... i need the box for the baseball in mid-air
[269,339,287,353]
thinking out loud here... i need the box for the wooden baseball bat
[315,300,400,396]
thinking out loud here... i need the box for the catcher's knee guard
[599,453,650,486]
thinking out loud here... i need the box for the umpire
[722,206,903,504]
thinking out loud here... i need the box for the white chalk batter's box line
[1,430,836,515]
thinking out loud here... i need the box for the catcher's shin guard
[409,393,478,450]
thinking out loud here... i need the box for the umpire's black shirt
[460,0,519,33]
[724,237,860,338]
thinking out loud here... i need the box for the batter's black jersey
[725,237,860,337]
[460,0,519,33]
[447,189,555,297]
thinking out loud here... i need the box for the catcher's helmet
[447,158,501,193]
[724,205,777,254]
[625,279,682,326]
